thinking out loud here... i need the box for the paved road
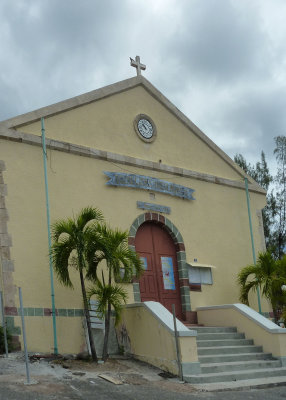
[1,377,286,400]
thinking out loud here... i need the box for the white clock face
[137,119,153,139]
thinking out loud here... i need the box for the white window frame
[188,264,214,285]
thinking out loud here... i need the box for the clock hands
[142,123,149,133]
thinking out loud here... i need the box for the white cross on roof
[130,56,146,76]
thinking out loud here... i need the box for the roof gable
[0,76,263,190]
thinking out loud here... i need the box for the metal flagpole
[41,117,58,354]
[18,287,30,384]
[244,178,262,314]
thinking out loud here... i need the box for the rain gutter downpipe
[244,177,262,314]
[41,117,58,354]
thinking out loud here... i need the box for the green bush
[0,326,12,354]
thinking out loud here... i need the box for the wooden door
[135,222,182,319]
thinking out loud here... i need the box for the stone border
[0,75,263,192]
[0,160,20,348]
[133,114,157,143]
[0,128,265,195]
[128,212,193,322]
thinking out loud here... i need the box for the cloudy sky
[1,0,285,173]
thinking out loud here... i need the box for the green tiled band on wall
[14,308,85,317]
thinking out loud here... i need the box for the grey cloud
[204,85,286,170]
[0,0,134,118]
[164,0,271,83]
[0,0,285,173]
[224,89,286,145]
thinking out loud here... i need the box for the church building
[0,58,268,354]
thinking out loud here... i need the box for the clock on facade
[134,114,157,143]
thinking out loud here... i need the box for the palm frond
[112,246,144,282]
[51,237,74,287]
[88,281,128,325]
[239,280,259,304]
[257,251,276,274]
[237,251,286,311]
[76,207,104,231]
[237,264,261,287]
[91,223,144,282]
[84,225,106,281]
[51,218,75,241]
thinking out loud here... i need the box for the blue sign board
[104,172,195,200]
[137,201,171,214]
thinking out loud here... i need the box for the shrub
[0,326,12,354]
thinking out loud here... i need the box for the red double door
[135,222,182,319]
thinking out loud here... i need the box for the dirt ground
[1,353,286,400]
[0,352,198,397]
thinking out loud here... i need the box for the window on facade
[188,264,213,291]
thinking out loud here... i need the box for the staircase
[184,326,286,386]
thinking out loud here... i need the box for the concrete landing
[192,376,286,392]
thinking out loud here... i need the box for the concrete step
[199,352,274,364]
[189,325,282,386]
[196,332,245,340]
[184,367,286,384]
[200,359,282,373]
[191,326,237,334]
[197,338,254,347]
[198,345,263,356]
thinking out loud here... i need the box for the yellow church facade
[0,75,268,354]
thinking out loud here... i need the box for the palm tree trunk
[273,308,280,324]
[102,301,111,361]
[79,270,98,362]
[273,307,280,324]
[102,265,112,361]
[271,298,280,324]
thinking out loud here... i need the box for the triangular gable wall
[0,76,264,192]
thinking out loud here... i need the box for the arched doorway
[135,222,182,319]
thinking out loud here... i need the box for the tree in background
[273,136,286,259]
[234,151,272,190]
[0,326,12,354]
[234,136,286,258]
[234,151,276,250]
[51,207,104,362]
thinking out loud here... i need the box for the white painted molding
[197,303,286,333]
[187,263,216,269]
[125,301,197,337]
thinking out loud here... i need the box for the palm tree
[238,251,286,323]
[87,224,143,361]
[88,279,128,354]
[51,206,104,362]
